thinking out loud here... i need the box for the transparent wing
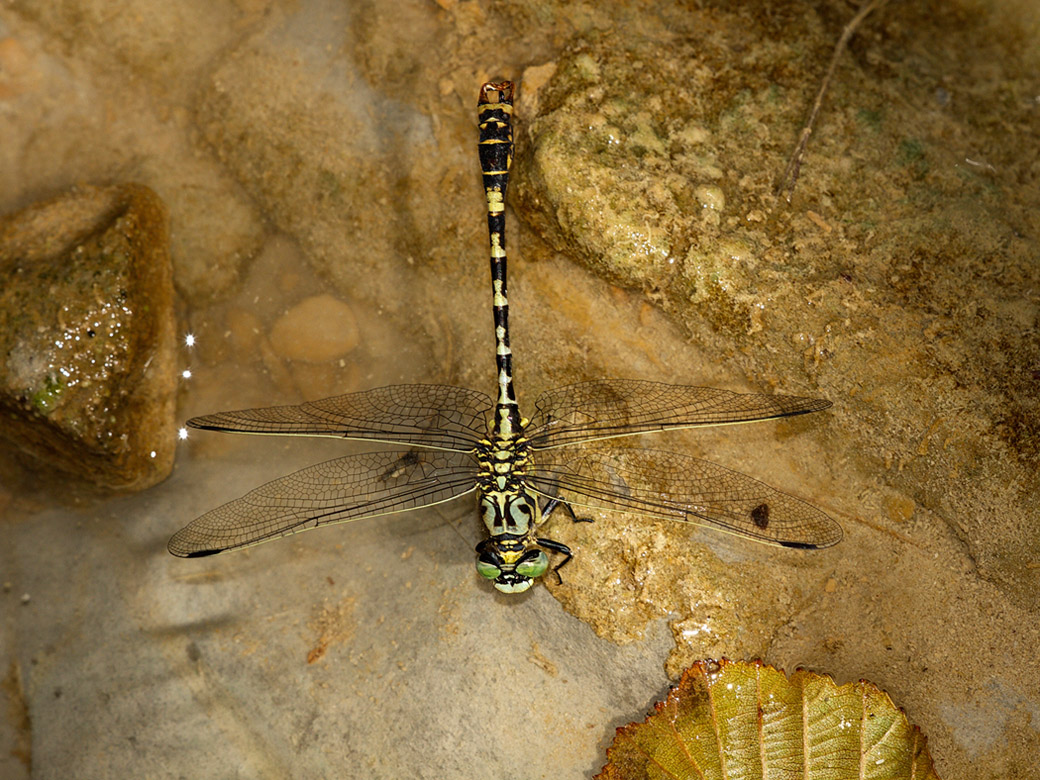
[528,447,842,549]
[187,384,492,452]
[168,449,480,557]
[527,379,830,449]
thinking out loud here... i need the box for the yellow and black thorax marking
[474,430,538,538]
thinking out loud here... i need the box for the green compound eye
[514,551,548,579]
[476,559,501,580]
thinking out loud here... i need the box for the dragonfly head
[475,539,549,594]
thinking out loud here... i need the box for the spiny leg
[535,538,575,585]
[539,496,595,526]
[536,496,594,584]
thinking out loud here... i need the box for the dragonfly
[169,81,842,593]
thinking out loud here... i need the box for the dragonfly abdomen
[478,81,522,441]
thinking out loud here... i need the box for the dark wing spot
[779,540,815,550]
[380,450,423,481]
[750,503,770,529]
[185,548,222,558]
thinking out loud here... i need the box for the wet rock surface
[0,183,176,490]
[513,15,1040,614]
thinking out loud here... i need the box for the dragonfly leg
[535,497,593,584]
[540,496,595,525]
[536,537,574,584]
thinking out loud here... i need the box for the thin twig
[775,0,891,201]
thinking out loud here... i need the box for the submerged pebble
[268,294,359,363]
[694,184,725,211]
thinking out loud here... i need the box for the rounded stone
[268,294,359,363]
[694,184,725,211]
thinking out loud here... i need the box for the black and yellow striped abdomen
[478,82,522,443]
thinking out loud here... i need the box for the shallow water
[2,1,1039,778]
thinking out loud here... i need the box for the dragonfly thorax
[473,435,550,592]
[475,436,535,532]
[478,487,537,536]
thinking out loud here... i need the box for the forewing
[527,379,830,449]
[168,449,479,556]
[528,447,842,549]
[187,384,492,452]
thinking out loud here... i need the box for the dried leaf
[598,658,941,780]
